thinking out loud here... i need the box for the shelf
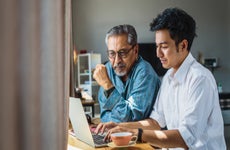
[204,65,220,73]
[219,92,230,110]
[79,73,91,76]
[77,53,101,97]
[80,81,98,86]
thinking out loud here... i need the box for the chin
[115,71,127,77]
[162,64,170,69]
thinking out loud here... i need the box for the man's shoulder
[135,57,154,71]
[184,62,216,87]
[189,61,212,77]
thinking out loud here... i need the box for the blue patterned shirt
[98,56,160,123]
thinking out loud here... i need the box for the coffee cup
[111,132,137,146]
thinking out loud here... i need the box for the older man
[93,24,160,123]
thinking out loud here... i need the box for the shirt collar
[167,53,195,85]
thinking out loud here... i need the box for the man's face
[107,34,138,78]
[155,29,185,72]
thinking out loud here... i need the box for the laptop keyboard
[92,134,108,145]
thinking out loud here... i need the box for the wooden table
[68,133,156,150]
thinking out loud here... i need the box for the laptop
[69,97,108,148]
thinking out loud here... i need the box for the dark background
[138,43,167,77]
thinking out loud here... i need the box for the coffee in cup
[111,132,137,146]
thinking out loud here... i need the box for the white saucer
[107,141,136,148]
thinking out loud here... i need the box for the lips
[114,63,126,69]
[160,59,167,64]
[115,66,125,71]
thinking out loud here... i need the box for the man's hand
[94,122,118,134]
[104,126,137,142]
[94,122,136,142]
[93,64,113,90]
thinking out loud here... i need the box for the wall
[72,0,230,91]
[228,0,230,56]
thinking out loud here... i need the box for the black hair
[150,8,197,51]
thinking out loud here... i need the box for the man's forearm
[142,129,188,149]
[119,118,161,130]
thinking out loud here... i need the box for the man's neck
[121,75,128,82]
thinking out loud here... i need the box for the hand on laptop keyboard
[92,134,108,145]
[90,123,110,143]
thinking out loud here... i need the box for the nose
[156,47,163,58]
[114,53,122,63]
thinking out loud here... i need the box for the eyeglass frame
[107,45,135,59]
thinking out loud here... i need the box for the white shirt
[150,53,226,150]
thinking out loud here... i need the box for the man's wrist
[104,86,115,98]
[137,128,143,142]
[104,82,113,90]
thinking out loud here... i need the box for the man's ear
[135,44,139,54]
[180,39,188,51]
[134,44,139,60]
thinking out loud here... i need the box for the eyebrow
[156,41,168,47]
[157,41,168,45]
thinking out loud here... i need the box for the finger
[104,129,112,142]
[95,64,104,70]
[93,67,99,75]
[100,123,108,134]
[94,123,103,134]
[104,126,120,142]
[95,64,101,68]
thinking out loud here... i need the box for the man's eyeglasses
[107,45,135,59]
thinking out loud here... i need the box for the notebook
[69,97,108,148]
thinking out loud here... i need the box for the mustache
[113,63,126,69]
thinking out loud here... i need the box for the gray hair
[105,24,137,46]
